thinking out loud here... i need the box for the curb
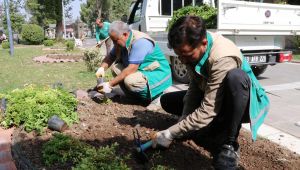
[291,60,300,63]
[242,123,300,155]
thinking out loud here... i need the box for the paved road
[82,38,97,48]
[259,62,300,138]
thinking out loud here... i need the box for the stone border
[11,127,37,170]
[33,54,83,63]
[42,47,66,51]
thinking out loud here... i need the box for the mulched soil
[11,92,300,170]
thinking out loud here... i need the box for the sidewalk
[0,127,16,170]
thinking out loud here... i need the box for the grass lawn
[293,54,300,60]
[0,46,96,93]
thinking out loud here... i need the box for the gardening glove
[96,67,105,78]
[151,129,173,148]
[96,41,101,47]
[97,82,112,94]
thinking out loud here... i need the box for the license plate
[245,55,267,63]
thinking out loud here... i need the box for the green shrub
[83,48,105,72]
[65,40,75,51]
[42,133,87,165]
[151,165,175,170]
[0,85,78,133]
[43,39,54,46]
[167,5,217,30]
[21,24,44,45]
[292,35,300,49]
[73,144,129,170]
[42,134,129,169]
[2,41,10,49]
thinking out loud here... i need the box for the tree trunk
[56,20,63,40]
[96,0,102,18]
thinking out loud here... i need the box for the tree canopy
[25,0,74,39]
[80,0,132,36]
[2,0,25,33]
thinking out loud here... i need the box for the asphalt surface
[259,62,300,138]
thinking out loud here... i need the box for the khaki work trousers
[111,62,147,93]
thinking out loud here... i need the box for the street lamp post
[4,0,14,56]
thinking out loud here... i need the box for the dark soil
[12,93,300,170]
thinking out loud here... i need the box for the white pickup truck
[128,0,300,83]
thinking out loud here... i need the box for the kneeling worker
[151,16,270,169]
[96,21,172,110]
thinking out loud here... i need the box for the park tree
[2,0,25,33]
[80,0,132,36]
[25,0,55,27]
[25,0,74,39]
[287,0,300,5]
[80,0,110,36]
[109,0,132,22]
[274,0,300,4]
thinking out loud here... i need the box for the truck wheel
[171,57,189,84]
[251,65,268,77]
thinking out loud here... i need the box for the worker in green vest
[95,18,112,55]
[151,16,270,170]
[96,21,172,111]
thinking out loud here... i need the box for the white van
[128,0,300,83]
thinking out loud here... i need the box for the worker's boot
[146,96,161,112]
[213,143,240,170]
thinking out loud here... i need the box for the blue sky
[70,0,86,20]
[0,0,86,22]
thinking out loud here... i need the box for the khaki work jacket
[169,32,243,137]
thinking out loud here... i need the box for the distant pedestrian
[95,18,112,55]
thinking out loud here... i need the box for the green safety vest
[121,30,172,100]
[96,22,110,42]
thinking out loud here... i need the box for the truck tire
[171,57,189,84]
[251,65,268,77]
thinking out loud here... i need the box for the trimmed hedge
[21,24,44,45]
[167,5,217,30]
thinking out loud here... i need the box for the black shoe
[213,144,239,170]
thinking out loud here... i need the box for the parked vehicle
[128,0,300,83]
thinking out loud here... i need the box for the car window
[161,0,171,15]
